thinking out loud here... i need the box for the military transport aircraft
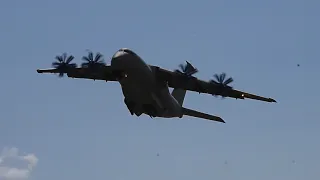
[37,48,276,123]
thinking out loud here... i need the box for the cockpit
[118,48,137,56]
[112,48,138,60]
[110,47,149,70]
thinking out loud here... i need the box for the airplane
[36,48,276,123]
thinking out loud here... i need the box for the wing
[152,66,276,103]
[37,66,121,81]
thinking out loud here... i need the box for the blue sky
[0,0,319,179]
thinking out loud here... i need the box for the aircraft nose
[111,50,129,69]
[112,51,127,59]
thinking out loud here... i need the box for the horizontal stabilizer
[182,107,225,123]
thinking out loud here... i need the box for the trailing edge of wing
[182,107,225,123]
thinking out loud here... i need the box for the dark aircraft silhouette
[37,48,276,123]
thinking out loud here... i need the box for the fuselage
[110,48,182,118]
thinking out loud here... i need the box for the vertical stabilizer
[171,88,187,106]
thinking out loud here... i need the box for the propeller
[209,73,234,97]
[174,61,198,76]
[174,61,206,94]
[210,73,233,87]
[51,53,77,77]
[81,50,106,70]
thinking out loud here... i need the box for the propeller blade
[88,51,93,61]
[66,55,74,64]
[224,77,233,85]
[82,56,91,62]
[214,74,220,83]
[220,73,226,82]
[55,55,63,62]
[62,53,67,62]
[175,61,198,78]
[52,62,61,68]
[209,79,219,84]
[94,53,103,62]
[179,64,185,72]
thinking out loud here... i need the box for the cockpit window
[120,48,137,56]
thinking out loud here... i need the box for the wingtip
[36,68,58,74]
[270,98,277,103]
[217,117,226,123]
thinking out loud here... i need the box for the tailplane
[171,88,187,106]
[182,107,225,123]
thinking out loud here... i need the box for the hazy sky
[1,0,319,179]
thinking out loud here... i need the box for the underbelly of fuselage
[110,53,164,116]
[110,50,182,118]
[119,71,155,104]
[119,67,167,116]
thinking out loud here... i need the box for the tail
[182,107,225,123]
[171,88,187,106]
[171,88,225,123]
